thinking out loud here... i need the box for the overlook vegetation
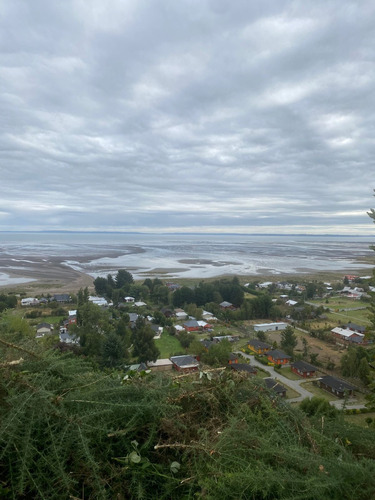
[1,344,375,500]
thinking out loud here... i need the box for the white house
[21,297,39,306]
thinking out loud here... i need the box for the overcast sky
[1,1,375,235]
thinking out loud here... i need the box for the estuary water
[0,232,373,286]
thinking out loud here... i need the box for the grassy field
[155,333,183,358]
[344,412,375,428]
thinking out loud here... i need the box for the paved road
[237,352,367,409]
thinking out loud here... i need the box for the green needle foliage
[1,340,375,499]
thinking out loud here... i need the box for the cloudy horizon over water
[1,2,375,235]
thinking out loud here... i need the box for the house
[21,297,39,306]
[124,363,148,372]
[89,296,109,307]
[151,325,163,339]
[247,339,271,354]
[134,301,147,307]
[166,282,180,291]
[291,360,317,378]
[285,299,298,306]
[51,294,71,303]
[124,296,135,303]
[264,378,287,397]
[230,363,257,375]
[128,313,139,327]
[36,322,53,338]
[147,359,173,372]
[161,308,174,318]
[59,331,80,344]
[254,322,288,332]
[175,310,188,320]
[267,349,291,365]
[202,310,217,321]
[174,324,185,333]
[200,339,214,351]
[68,310,77,325]
[212,335,239,343]
[183,320,201,332]
[318,375,356,398]
[331,327,365,344]
[219,301,235,310]
[228,353,239,365]
[345,322,366,335]
[170,355,199,372]
[197,320,212,330]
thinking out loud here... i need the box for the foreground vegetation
[1,344,375,500]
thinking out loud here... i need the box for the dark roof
[52,294,70,302]
[248,339,271,349]
[345,322,366,333]
[230,363,257,374]
[184,320,200,328]
[200,339,213,349]
[291,360,317,372]
[228,353,239,361]
[36,322,52,329]
[170,355,199,368]
[264,378,287,394]
[267,349,291,360]
[319,375,356,392]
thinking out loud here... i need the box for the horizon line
[0,230,373,238]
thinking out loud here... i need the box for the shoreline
[0,262,372,296]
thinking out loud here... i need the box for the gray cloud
[1,0,375,234]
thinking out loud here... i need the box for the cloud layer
[1,1,375,234]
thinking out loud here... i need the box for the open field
[154,333,182,358]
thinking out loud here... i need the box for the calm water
[0,232,373,285]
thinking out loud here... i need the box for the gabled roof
[319,375,356,392]
[184,320,200,328]
[220,301,233,308]
[267,349,291,360]
[230,363,257,373]
[264,378,286,394]
[345,322,366,333]
[170,355,199,368]
[36,322,52,330]
[200,339,213,349]
[291,360,317,372]
[52,294,71,301]
[248,339,271,350]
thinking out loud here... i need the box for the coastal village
[12,271,375,414]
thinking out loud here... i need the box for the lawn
[300,381,337,401]
[275,367,304,381]
[154,333,182,358]
[344,412,375,428]
[275,381,300,399]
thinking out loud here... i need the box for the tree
[102,333,128,367]
[94,277,108,296]
[115,269,134,289]
[280,326,297,356]
[132,319,160,363]
[256,330,267,342]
